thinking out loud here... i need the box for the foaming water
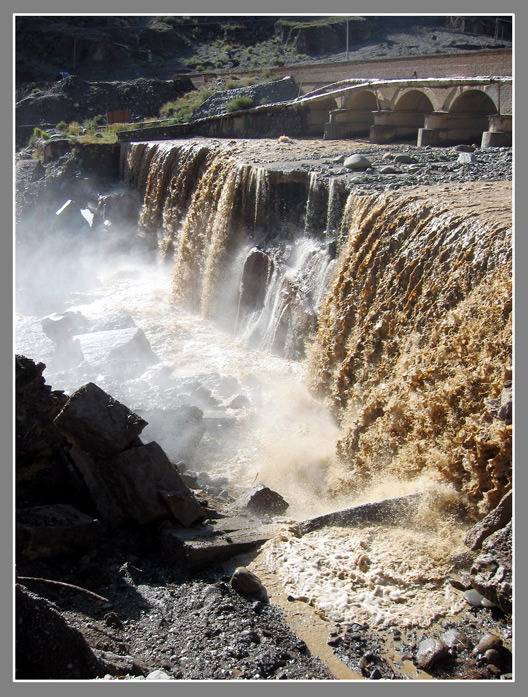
[262,517,467,629]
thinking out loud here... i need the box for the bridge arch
[445,88,498,114]
[344,89,378,111]
[393,89,434,113]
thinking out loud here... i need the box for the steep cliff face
[274,17,371,55]
[121,140,512,519]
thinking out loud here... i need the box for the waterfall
[122,141,341,356]
[309,183,512,518]
[122,141,512,518]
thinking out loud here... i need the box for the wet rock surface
[330,610,512,680]
[251,141,512,196]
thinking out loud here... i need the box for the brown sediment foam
[307,182,512,519]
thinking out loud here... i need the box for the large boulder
[67,440,205,527]
[53,382,147,459]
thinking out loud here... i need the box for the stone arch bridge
[117,75,512,148]
[309,76,512,146]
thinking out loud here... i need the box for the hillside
[16,15,512,85]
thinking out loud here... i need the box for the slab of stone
[160,520,283,571]
[54,382,147,459]
[298,493,422,534]
[465,491,512,550]
[16,504,103,560]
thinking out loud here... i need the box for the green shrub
[226,96,254,113]
[56,121,68,132]
[28,126,50,147]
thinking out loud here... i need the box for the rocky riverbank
[15,354,512,681]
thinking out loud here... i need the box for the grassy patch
[159,86,213,123]
[226,96,254,113]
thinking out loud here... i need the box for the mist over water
[15,207,344,520]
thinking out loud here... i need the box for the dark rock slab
[465,491,512,550]
[160,519,284,571]
[16,503,103,559]
[68,440,204,527]
[299,493,422,534]
[54,382,147,459]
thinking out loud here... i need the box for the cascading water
[16,138,512,634]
